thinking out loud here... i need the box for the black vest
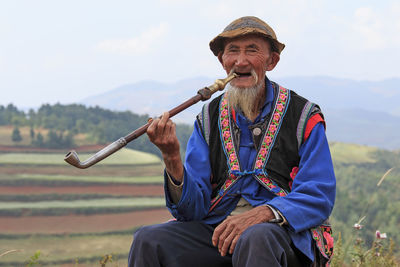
[196,82,322,199]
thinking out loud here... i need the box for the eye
[246,48,258,54]
[227,48,239,54]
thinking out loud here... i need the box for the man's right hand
[147,112,184,182]
[147,112,180,155]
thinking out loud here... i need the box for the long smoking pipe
[64,73,238,169]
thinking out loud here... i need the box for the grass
[0,148,161,165]
[0,143,165,265]
[0,194,136,202]
[0,126,40,146]
[0,142,398,266]
[0,125,93,147]
[329,142,378,164]
[0,197,164,210]
[0,233,132,266]
[0,174,164,185]
[0,197,165,216]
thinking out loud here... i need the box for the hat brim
[209,28,285,56]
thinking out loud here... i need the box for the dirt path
[0,208,172,234]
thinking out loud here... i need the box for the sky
[0,0,399,108]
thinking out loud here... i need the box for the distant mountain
[81,76,216,124]
[277,76,400,117]
[80,76,400,150]
[324,108,400,150]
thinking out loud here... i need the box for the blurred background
[0,0,399,266]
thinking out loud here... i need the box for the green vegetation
[25,250,41,267]
[35,129,74,148]
[0,197,164,210]
[331,233,398,266]
[0,103,193,155]
[329,142,378,164]
[0,148,161,165]
[0,197,164,216]
[0,174,163,186]
[0,233,132,266]
[11,126,22,144]
[0,193,136,202]
[330,144,400,263]
[0,127,399,265]
[0,136,168,266]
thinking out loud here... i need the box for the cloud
[159,0,188,4]
[0,55,4,71]
[351,7,385,50]
[350,2,400,50]
[95,23,169,55]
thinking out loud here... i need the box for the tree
[11,126,22,143]
[45,130,61,148]
[43,130,75,148]
[30,126,35,140]
[33,132,44,147]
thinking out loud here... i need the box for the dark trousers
[128,221,308,267]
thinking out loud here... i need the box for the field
[0,148,161,165]
[0,125,93,147]
[0,148,171,266]
[329,142,378,164]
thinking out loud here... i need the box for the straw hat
[209,16,285,56]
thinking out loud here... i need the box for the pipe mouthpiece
[207,73,239,93]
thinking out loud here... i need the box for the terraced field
[0,148,161,165]
[0,148,170,266]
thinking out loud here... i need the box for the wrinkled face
[219,35,279,89]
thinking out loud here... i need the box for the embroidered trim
[218,97,241,189]
[209,85,290,209]
[208,97,241,212]
[207,84,333,264]
[311,224,334,262]
[253,85,290,196]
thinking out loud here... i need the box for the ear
[266,52,280,71]
[217,51,224,66]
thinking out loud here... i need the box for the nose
[235,51,249,67]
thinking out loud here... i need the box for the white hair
[226,81,264,120]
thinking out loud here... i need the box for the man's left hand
[212,205,275,256]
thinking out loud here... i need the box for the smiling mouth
[234,71,252,77]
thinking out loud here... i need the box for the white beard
[226,82,264,120]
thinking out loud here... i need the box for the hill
[0,111,167,265]
[329,142,400,262]
[278,76,400,117]
[0,104,193,157]
[0,146,167,266]
[0,148,160,166]
[0,139,399,264]
[325,108,400,149]
[81,76,216,124]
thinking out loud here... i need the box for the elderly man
[128,16,336,267]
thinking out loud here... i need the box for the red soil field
[0,164,164,176]
[0,184,164,196]
[0,208,172,234]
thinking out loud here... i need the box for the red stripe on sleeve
[304,113,325,142]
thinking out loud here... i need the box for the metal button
[252,127,262,136]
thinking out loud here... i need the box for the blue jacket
[164,80,336,261]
